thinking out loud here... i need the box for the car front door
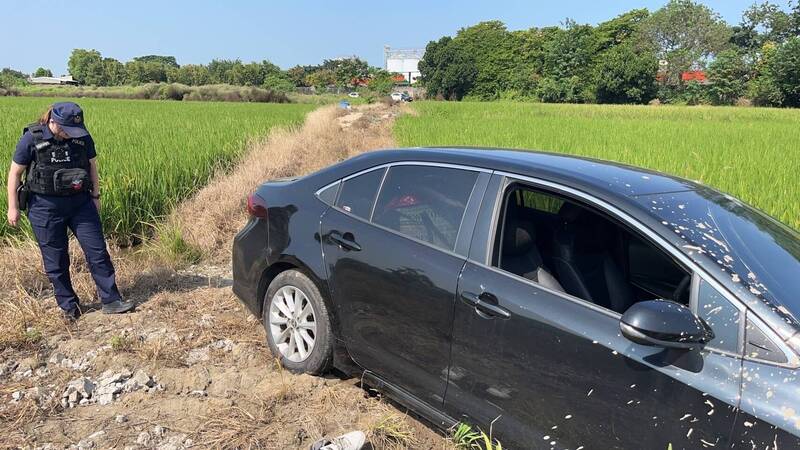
[444,175,744,450]
[320,163,488,408]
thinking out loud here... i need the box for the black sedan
[232,148,800,450]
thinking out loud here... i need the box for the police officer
[6,102,134,320]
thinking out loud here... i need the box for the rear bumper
[232,218,270,317]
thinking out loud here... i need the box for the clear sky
[0,0,776,75]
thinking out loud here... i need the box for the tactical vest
[23,123,92,196]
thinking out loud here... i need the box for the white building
[384,46,424,84]
[29,75,78,85]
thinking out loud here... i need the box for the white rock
[136,432,151,445]
[66,377,95,397]
[185,347,210,365]
[48,352,66,366]
[95,392,115,405]
[152,425,166,438]
[11,391,24,401]
[87,431,106,440]
[211,339,234,352]
[115,414,127,423]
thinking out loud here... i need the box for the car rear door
[443,174,744,449]
[320,163,489,408]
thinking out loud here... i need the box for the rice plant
[0,97,314,241]
[395,101,800,231]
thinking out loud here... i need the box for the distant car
[348,92,360,98]
[390,92,412,102]
[233,148,800,450]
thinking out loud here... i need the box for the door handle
[460,291,510,319]
[330,231,361,252]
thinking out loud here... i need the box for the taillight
[247,193,268,219]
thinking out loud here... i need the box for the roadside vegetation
[395,101,800,231]
[10,83,291,103]
[0,97,314,241]
[419,0,800,107]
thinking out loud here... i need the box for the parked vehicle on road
[233,148,800,449]
[390,92,412,102]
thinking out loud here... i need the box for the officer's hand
[7,207,19,227]
[93,198,101,212]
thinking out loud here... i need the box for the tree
[594,9,651,52]
[262,73,295,93]
[33,67,53,77]
[367,70,395,95]
[539,20,598,103]
[168,64,211,86]
[747,42,784,106]
[318,58,369,88]
[594,42,659,104]
[639,0,732,87]
[286,66,312,87]
[304,69,336,89]
[770,36,800,106]
[102,58,126,85]
[125,60,167,84]
[68,49,104,84]
[449,21,518,99]
[707,49,749,104]
[132,55,179,68]
[0,68,28,88]
[418,36,477,100]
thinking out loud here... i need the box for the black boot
[102,299,135,314]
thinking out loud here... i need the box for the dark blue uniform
[14,127,123,312]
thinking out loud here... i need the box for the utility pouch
[17,184,29,211]
[53,168,90,195]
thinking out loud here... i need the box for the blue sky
[0,0,778,75]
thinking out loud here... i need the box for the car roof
[344,147,707,198]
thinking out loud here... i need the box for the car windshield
[642,189,800,321]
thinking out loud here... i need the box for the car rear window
[372,165,478,251]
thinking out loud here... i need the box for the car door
[444,175,744,450]
[320,163,488,407]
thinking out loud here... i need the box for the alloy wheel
[268,285,317,362]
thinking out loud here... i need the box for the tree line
[1,51,397,95]
[419,0,800,107]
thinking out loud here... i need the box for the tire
[262,269,333,374]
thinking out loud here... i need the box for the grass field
[1,97,314,240]
[395,101,800,231]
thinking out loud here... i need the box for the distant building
[29,75,78,85]
[384,46,423,84]
[681,71,708,84]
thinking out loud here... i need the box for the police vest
[23,124,92,196]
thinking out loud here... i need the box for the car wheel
[263,269,332,374]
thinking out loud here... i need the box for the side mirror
[620,299,713,350]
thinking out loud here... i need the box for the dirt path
[0,104,453,449]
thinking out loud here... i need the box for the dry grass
[369,413,418,449]
[171,104,396,258]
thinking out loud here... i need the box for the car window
[317,181,340,206]
[335,168,386,219]
[372,165,478,251]
[493,183,690,314]
[744,317,788,364]
[696,279,741,354]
